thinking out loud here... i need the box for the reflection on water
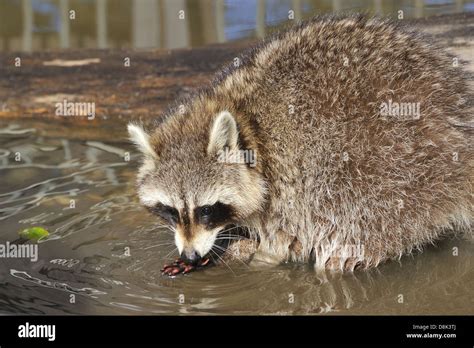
[0,124,473,314]
[0,0,473,52]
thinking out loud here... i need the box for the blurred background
[1,0,473,52]
[0,0,473,316]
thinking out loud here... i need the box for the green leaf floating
[19,227,49,241]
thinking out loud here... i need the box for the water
[0,125,473,315]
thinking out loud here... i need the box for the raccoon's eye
[198,205,214,225]
[195,202,234,228]
[200,205,213,217]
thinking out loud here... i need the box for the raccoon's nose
[181,249,201,264]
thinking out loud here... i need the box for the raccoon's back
[214,15,473,258]
[216,15,468,122]
[221,15,473,174]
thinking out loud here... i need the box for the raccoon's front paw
[324,256,361,272]
[250,250,282,265]
[220,239,258,263]
[161,258,211,276]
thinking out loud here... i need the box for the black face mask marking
[147,203,179,225]
[194,202,235,229]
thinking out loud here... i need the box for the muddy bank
[0,13,473,141]
[0,40,251,141]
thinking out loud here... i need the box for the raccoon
[128,15,473,273]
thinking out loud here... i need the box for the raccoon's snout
[181,249,202,265]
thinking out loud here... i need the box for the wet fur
[130,14,473,272]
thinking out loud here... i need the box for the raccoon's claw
[161,257,211,276]
[161,259,188,276]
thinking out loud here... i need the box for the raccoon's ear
[127,123,158,159]
[207,111,239,155]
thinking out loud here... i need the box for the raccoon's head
[128,110,266,263]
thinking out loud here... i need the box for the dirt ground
[0,13,472,141]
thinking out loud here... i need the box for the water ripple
[10,269,106,297]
